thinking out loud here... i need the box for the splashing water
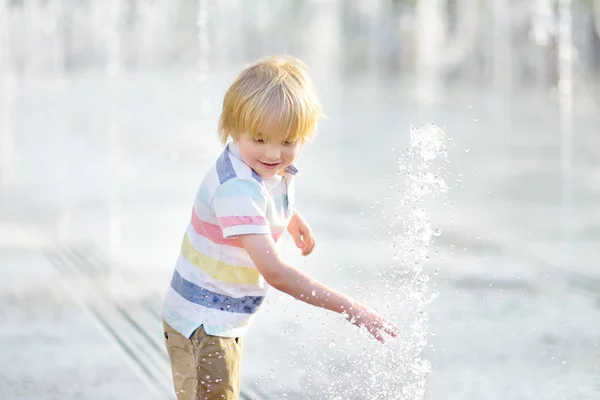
[386,124,448,399]
[323,124,448,400]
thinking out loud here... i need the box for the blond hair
[218,55,324,145]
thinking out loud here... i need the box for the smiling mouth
[259,161,280,169]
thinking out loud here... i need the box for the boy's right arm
[239,234,400,343]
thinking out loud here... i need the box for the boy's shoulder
[198,148,262,194]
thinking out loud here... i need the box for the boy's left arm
[287,212,315,256]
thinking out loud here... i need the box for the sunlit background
[1,1,599,399]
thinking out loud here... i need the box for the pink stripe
[218,215,268,228]
[190,209,282,247]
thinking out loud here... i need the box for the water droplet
[433,228,442,236]
[464,148,470,153]
[474,117,479,122]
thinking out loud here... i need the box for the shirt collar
[227,140,242,159]
[227,141,299,176]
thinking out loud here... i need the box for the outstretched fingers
[373,331,385,344]
[383,322,401,338]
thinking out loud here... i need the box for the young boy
[162,55,399,400]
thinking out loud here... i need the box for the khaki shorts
[163,320,243,400]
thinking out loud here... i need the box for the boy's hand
[287,213,315,256]
[345,304,400,344]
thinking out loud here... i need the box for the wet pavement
[1,248,161,399]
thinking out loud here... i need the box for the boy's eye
[255,138,264,143]
[283,141,294,146]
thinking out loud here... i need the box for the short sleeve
[212,178,271,238]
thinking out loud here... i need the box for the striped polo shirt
[162,141,297,338]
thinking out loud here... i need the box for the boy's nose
[265,145,281,160]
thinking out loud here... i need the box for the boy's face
[236,132,300,179]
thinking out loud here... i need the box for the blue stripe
[285,164,298,175]
[170,270,265,314]
[250,168,261,182]
[214,178,264,201]
[195,184,212,204]
[216,150,237,184]
[216,147,263,184]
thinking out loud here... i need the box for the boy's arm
[239,234,399,343]
[287,212,315,256]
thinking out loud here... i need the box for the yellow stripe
[181,233,261,285]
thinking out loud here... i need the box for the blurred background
[1,0,599,399]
